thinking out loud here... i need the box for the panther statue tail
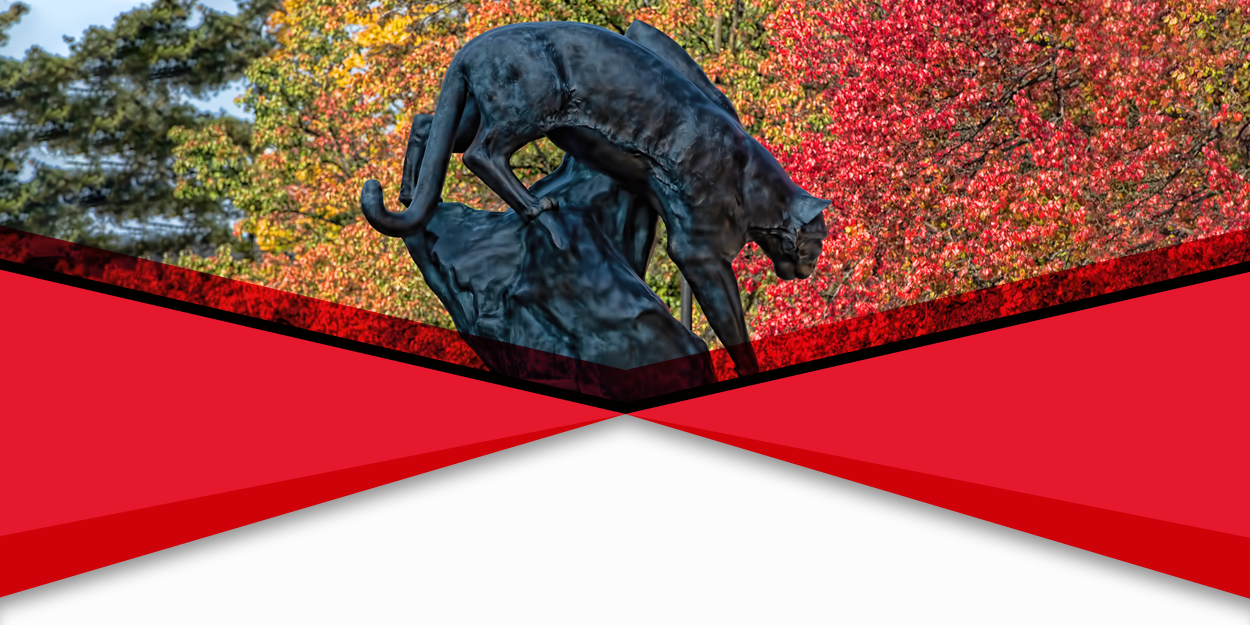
[361,61,468,238]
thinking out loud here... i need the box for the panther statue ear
[790,191,832,230]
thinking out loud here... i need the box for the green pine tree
[0,0,278,259]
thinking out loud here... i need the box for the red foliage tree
[740,0,1250,336]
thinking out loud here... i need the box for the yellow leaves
[334,3,442,89]
[268,0,319,46]
[246,216,298,252]
[357,12,417,48]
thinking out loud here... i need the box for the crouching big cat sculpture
[361,19,830,393]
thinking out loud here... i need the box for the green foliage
[0,3,25,49]
[0,0,277,259]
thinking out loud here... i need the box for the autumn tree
[741,0,1250,335]
[173,0,490,326]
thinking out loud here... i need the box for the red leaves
[746,0,1250,339]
